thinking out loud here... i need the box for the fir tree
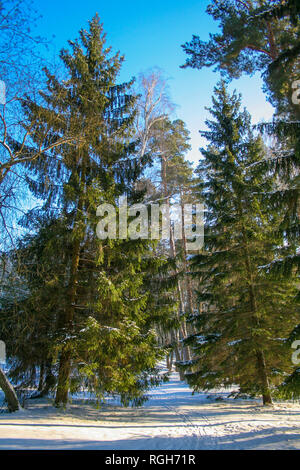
[180,82,299,404]
[1,15,175,407]
[255,2,300,397]
[181,0,300,401]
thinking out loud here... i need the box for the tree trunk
[38,362,45,392]
[55,348,72,407]
[54,238,81,406]
[166,351,173,372]
[172,335,185,381]
[0,366,21,412]
[31,361,56,399]
[256,350,273,405]
[240,215,273,406]
[161,155,190,369]
[265,21,279,60]
[55,152,86,407]
[180,194,194,360]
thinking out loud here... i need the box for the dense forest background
[0,0,299,412]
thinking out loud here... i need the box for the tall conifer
[181,82,299,404]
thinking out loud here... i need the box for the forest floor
[0,368,300,450]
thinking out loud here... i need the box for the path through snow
[0,370,299,449]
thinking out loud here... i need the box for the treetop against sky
[32,0,274,166]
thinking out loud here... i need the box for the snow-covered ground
[0,370,300,450]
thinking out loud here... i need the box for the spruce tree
[147,118,195,368]
[2,15,175,406]
[181,0,300,400]
[181,82,299,404]
[256,3,300,397]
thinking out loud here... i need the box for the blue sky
[32,0,274,165]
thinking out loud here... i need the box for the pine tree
[181,0,300,106]
[180,82,299,404]
[147,118,196,369]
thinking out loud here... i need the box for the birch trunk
[0,366,20,412]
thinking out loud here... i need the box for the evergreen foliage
[179,82,299,404]
[0,16,176,407]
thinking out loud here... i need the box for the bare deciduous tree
[134,68,174,159]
